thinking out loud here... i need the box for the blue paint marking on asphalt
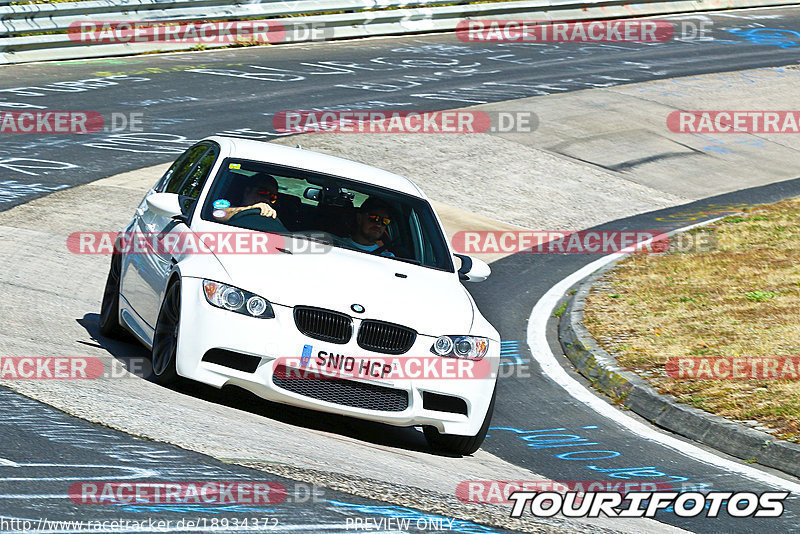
[696,133,767,154]
[325,500,501,533]
[489,426,697,488]
[721,28,800,49]
[485,426,727,517]
[499,340,525,366]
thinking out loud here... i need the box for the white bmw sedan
[100,136,500,455]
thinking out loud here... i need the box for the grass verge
[583,198,800,441]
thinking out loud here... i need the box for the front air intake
[422,391,468,416]
[272,365,409,412]
[201,349,261,373]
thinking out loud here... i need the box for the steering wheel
[228,208,288,233]
[228,207,260,221]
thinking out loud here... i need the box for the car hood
[212,240,474,336]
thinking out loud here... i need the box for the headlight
[432,335,454,356]
[203,280,274,319]
[430,335,489,360]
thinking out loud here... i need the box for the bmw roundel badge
[351,304,365,313]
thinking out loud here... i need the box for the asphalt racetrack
[2,7,800,209]
[2,5,800,534]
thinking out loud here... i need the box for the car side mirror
[454,253,491,283]
[146,192,182,219]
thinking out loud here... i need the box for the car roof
[206,136,426,198]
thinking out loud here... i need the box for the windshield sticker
[228,163,241,170]
[213,199,231,209]
[212,209,227,219]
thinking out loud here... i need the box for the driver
[219,173,279,221]
[340,197,395,257]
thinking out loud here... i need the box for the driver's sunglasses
[367,214,391,226]
[252,190,278,204]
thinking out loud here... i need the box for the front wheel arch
[151,277,182,385]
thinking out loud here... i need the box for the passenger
[340,197,395,257]
[219,173,279,221]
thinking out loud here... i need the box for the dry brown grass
[583,198,800,441]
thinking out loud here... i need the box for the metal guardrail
[0,0,797,64]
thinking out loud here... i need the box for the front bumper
[176,277,499,436]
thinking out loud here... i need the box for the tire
[424,385,497,456]
[99,253,127,339]
[151,280,181,386]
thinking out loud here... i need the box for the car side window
[157,145,209,193]
[178,147,218,215]
[409,207,441,266]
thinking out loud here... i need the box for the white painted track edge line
[526,218,800,493]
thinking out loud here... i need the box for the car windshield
[200,158,454,272]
